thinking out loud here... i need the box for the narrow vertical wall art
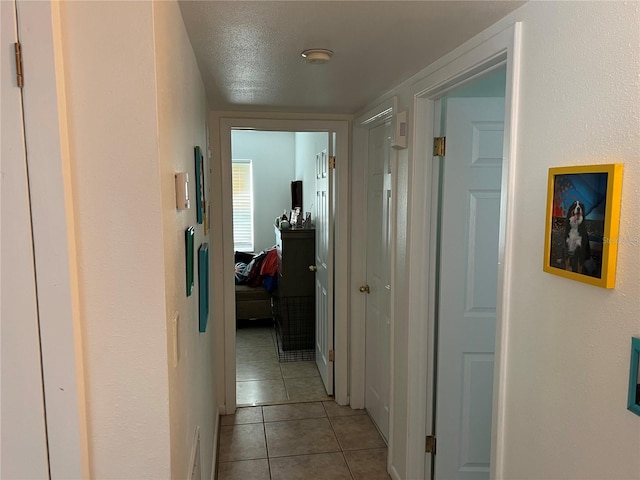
[198,243,209,332]
[194,146,205,224]
[185,226,195,296]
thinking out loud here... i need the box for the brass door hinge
[329,349,335,362]
[329,156,336,169]
[15,42,24,88]
[433,137,446,157]
[425,435,436,454]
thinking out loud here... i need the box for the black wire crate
[271,295,315,362]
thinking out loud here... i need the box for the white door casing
[365,120,392,441]
[434,97,504,480]
[315,147,334,394]
[217,117,350,412]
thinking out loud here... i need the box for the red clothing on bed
[260,249,279,277]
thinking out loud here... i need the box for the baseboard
[211,410,221,480]
[389,465,401,480]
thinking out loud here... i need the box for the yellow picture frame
[543,164,623,288]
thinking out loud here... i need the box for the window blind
[232,160,254,252]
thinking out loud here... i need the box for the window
[232,159,254,252]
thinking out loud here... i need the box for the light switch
[175,172,190,210]
[172,313,180,367]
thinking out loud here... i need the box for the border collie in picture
[564,200,590,273]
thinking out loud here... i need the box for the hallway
[236,322,331,405]
[217,402,390,480]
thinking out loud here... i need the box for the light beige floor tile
[236,360,282,381]
[329,415,387,451]
[237,379,288,405]
[236,340,275,352]
[221,406,263,426]
[279,361,320,379]
[236,327,274,340]
[265,417,340,457]
[236,334,275,348]
[218,424,267,462]
[344,448,390,479]
[269,452,352,480]
[285,376,332,402]
[217,459,270,480]
[236,344,278,363]
[237,346,277,358]
[263,402,326,422]
[322,401,367,417]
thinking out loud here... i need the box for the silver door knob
[359,285,370,293]
[309,265,318,272]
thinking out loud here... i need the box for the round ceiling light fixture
[301,48,333,64]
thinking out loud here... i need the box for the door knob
[309,265,318,272]
[359,285,370,293]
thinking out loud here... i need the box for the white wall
[58,1,218,477]
[497,3,639,478]
[153,2,217,479]
[231,130,295,252]
[294,132,328,219]
[357,2,640,478]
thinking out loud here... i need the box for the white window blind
[232,160,254,252]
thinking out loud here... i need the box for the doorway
[350,101,395,448]
[430,68,506,480]
[217,117,350,413]
[229,129,332,406]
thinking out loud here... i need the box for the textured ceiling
[178,1,525,114]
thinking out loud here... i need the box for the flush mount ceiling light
[301,48,333,64]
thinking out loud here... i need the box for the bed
[234,250,276,321]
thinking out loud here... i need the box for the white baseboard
[210,411,221,480]
[389,465,402,480]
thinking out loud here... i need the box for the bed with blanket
[234,250,277,321]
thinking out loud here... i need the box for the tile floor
[217,401,391,480]
[236,324,331,406]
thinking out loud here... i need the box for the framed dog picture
[543,164,623,288]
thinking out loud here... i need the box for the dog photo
[544,164,623,288]
[547,172,608,278]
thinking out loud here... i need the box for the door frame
[213,115,350,413]
[405,23,522,479]
[351,99,396,471]
[351,98,395,410]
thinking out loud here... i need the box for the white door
[434,97,504,480]
[315,142,334,394]
[365,120,392,441]
[1,0,50,476]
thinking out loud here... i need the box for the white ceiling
[178,1,525,114]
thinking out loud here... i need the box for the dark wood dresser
[273,225,315,352]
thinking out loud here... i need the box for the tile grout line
[324,408,356,480]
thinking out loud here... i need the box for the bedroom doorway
[230,129,331,406]
[219,118,350,412]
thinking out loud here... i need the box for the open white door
[1,0,50,476]
[364,120,392,441]
[434,97,504,479]
[315,137,334,395]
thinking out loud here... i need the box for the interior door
[434,97,504,480]
[365,120,392,441]
[315,139,334,394]
[1,0,50,476]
